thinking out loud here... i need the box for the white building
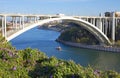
[115,12,120,17]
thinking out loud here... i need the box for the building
[105,11,120,17]
[115,12,120,17]
[105,12,111,17]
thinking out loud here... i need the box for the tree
[58,26,100,45]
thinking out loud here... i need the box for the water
[10,27,120,72]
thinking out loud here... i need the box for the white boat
[56,46,62,51]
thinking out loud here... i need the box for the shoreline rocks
[56,39,120,53]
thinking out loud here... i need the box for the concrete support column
[30,17,32,23]
[112,12,115,42]
[105,18,108,35]
[90,18,92,24]
[4,16,7,38]
[12,17,15,29]
[15,17,17,29]
[93,18,95,25]
[102,19,105,33]
[22,16,24,29]
[28,17,30,23]
[39,17,41,20]
[86,18,88,22]
[96,18,99,28]
[95,18,102,32]
[36,16,38,22]
[29,17,31,23]
[35,16,37,22]
[31,17,34,23]
[31,17,33,22]
[34,17,37,23]
[27,17,29,23]
[2,16,5,37]
[19,17,22,29]
[49,16,51,19]
[116,18,118,27]
[34,17,36,23]
[99,18,102,31]
[108,20,111,32]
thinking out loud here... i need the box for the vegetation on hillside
[0,34,120,77]
[58,26,100,45]
[41,21,100,45]
[41,21,120,46]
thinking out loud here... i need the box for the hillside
[0,34,120,78]
[58,26,100,45]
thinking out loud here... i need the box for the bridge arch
[7,16,111,45]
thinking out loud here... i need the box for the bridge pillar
[90,18,92,24]
[105,18,108,36]
[112,12,115,42]
[108,19,111,33]
[2,16,7,38]
[35,16,38,22]
[2,16,5,37]
[102,18,105,33]
[96,18,102,31]
[115,18,118,27]
[36,16,38,22]
[99,18,102,31]
[27,17,32,23]
[27,17,29,23]
[34,17,36,23]
[12,17,15,30]
[15,17,18,29]
[4,16,6,38]
[31,17,33,23]
[93,18,95,25]
[39,17,41,20]
[29,17,32,23]
[19,17,22,29]
[96,19,99,28]
[86,18,88,22]
[22,16,24,29]
[36,16,39,22]
[34,16,37,23]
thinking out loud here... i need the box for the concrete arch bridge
[0,13,120,45]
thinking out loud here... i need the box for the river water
[10,27,120,72]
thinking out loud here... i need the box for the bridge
[0,13,120,45]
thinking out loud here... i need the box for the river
[10,27,120,72]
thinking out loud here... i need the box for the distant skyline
[0,0,120,16]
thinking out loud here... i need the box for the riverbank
[38,26,120,53]
[56,39,120,53]
[38,25,62,32]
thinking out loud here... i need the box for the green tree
[58,26,100,45]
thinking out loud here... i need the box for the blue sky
[0,0,119,16]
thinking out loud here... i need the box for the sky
[0,0,119,16]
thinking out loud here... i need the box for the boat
[56,46,62,51]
